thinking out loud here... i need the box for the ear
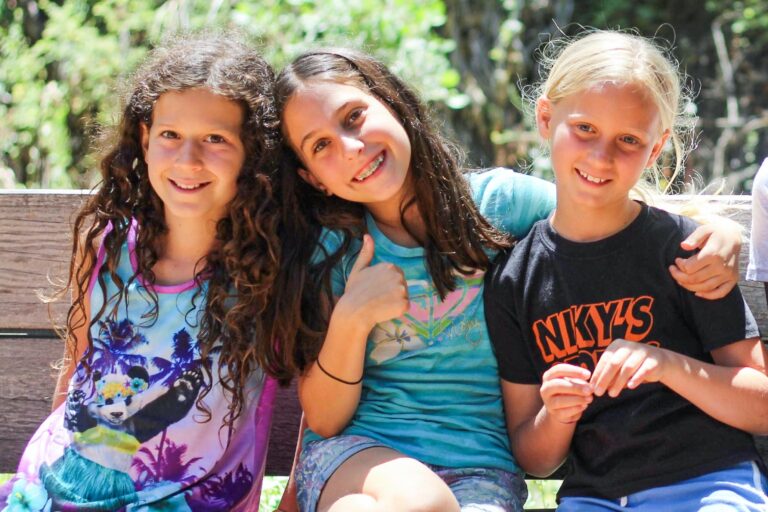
[646,129,671,168]
[536,97,553,139]
[139,122,150,157]
[297,167,332,196]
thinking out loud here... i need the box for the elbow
[308,423,343,439]
[304,413,346,439]
[518,458,564,479]
[512,442,567,478]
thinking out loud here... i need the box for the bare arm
[591,337,768,435]
[502,364,593,477]
[51,239,95,411]
[299,235,409,437]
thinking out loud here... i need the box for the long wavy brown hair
[268,48,513,375]
[62,32,283,428]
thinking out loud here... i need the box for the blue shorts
[295,434,527,512]
[558,461,768,511]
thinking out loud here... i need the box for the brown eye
[313,139,330,154]
[346,108,364,126]
[206,134,226,144]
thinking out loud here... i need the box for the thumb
[349,234,374,276]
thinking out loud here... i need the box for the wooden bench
[1,190,766,511]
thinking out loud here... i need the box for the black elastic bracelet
[316,357,363,385]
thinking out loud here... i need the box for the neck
[550,198,641,242]
[367,202,425,248]
[153,216,218,285]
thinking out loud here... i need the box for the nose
[340,135,364,159]
[588,138,615,167]
[176,140,204,169]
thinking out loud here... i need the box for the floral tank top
[0,220,276,511]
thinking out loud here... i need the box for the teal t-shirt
[305,168,555,472]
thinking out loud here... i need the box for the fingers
[694,280,735,300]
[679,224,714,252]
[670,254,738,298]
[591,340,664,397]
[592,339,643,397]
[541,364,593,424]
[543,363,592,382]
[599,350,646,397]
[348,234,374,277]
[675,220,741,298]
[627,358,659,389]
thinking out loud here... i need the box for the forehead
[152,87,244,129]
[285,81,373,117]
[283,81,375,143]
[560,82,661,130]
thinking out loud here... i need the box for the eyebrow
[298,100,357,153]
[152,122,241,137]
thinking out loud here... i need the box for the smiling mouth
[354,153,385,182]
[170,179,209,191]
[577,168,608,184]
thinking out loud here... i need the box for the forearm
[298,300,371,438]
[511,408,576,477]
[661,349,768,435]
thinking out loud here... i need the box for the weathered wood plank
[0,191,89,331]
[0,337,59,472]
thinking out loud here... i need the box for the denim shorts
[558,461,768,511]
[294,434,527,512]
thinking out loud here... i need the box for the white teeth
[354,154,384,182]
[173,180,204,190]
[577,169,607,184]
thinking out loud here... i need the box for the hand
[338,234,410,329]
[591,339,668,398]
[540,364,593,424]
[669,221,741,299]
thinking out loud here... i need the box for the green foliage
[259,476,288,510]
[2,1,766,189]
[1,0,457,188]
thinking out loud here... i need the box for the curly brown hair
[63,32,283,429]
[268,48,513,375]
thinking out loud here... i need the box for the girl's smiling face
[282,81,412,220]
[141,87,245,226]
[537,82,669,215]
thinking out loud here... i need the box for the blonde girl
[485,30,768,511]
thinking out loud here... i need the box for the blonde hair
[534,29,695,195]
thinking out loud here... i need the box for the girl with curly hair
[1,32,282,511]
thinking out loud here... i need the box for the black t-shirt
[484,204,762,500]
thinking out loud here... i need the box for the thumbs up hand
[339,234,410,330]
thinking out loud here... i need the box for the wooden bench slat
[0,337,59,472]
[0,191,88,331]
